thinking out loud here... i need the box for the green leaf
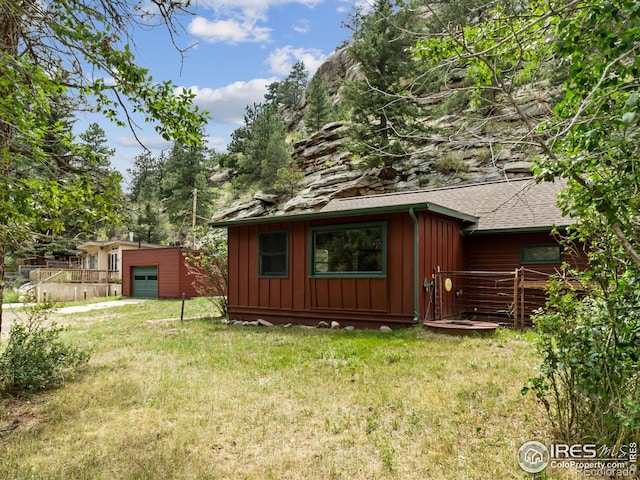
[622,112,636,125]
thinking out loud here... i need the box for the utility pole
[192,187,197,228]
[192,187,198,249]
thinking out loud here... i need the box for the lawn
[0,299,578,479]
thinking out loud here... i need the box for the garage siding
[122,247,202,299]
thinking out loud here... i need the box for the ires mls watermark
[518,440,637,477]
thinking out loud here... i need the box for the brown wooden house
[211,178,586,328]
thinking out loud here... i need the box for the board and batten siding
[463,231,587,273]
[122,247,201,299]
[419,213,465,321]
[226,211,465,327]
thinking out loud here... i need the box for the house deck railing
[30,269,119,284]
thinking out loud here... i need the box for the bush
[185,227,228,317]
[524,265,640,445]
[0,299,90,395]
[2,288,20,304]
[434,153,470,174]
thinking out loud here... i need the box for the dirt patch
[0,397,45,439]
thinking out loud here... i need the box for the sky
[84,0,370,178]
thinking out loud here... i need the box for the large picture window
[310,222,386,277]
[259,230,289,278]
[520,244,563,264]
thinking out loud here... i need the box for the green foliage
[161,142,216,225]
[342,0,426,173]
[273,164,305,197]
[127,151,165,203]
[261,124,297,193]
[418,0,640,445]
[305,74,332,134]
[228,102,292,191]
[434,90,472,116]
[265,61,309,110]
[184,228,228,317]
[540,0,640,263]
[2,288,20,304]
[0,299,90,395]
[0,1,207,319]
[434,153,470,174]
[524,263,640,445]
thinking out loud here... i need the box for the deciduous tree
[416,0,640,444]
[0,0,208,331]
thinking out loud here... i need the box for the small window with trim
[520,244,563,264]
[310,222,386,277]
[258,230,289,278]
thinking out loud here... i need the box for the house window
[521,244,563,264]
[88,254,98,270]
[258,230,289,278]
[108,251,118,271]
[310,222,386,277]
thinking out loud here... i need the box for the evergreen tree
[304,74,332,134]
[126,151,170,244]
[131,200,168,244]
[228,103,293,190]
[265,61,309,109]
[261,124,295,193]
[77,123,116,174]
[127,151,165,203]
[161,142,215,226]
[342,0,425,178]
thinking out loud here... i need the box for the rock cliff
[212,49,553,222]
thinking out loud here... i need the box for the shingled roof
[210,177,571,232]
[321,177,570,233]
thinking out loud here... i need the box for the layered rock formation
[212,49,553,222]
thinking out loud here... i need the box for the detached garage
[122,247,202,299]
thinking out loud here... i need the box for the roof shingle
[321,177,570,232]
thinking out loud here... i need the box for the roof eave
[462,224,572,235]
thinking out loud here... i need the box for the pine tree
[161,142,214,225]
[342,0,424,178]
[304,74,332,134]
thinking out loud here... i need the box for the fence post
[513,268,519,331]
[520,268,525,331]
[180,293,186,324]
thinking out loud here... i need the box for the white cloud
[188,16,271,44]
[337,0,373,14]
[114,136,173,150]
[189,0,325,43]
[195,0,323,11]
[293,19,310,34]
[185,78,277,125]
[266,45,327,76]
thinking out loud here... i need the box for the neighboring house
[77,240,164,281]
[121,247,204,299]
[29,239,163,302]
[211,178,587,329]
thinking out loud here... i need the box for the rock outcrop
[211,49,556,223]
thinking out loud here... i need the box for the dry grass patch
[1,299,580,479]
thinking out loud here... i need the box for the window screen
[521,244,563,264]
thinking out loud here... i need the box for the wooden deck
[29,269,119,284]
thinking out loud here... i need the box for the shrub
[185,227,228,317]
[0,299,90,395]
[523,265,640,445]
[434,152,470,174]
